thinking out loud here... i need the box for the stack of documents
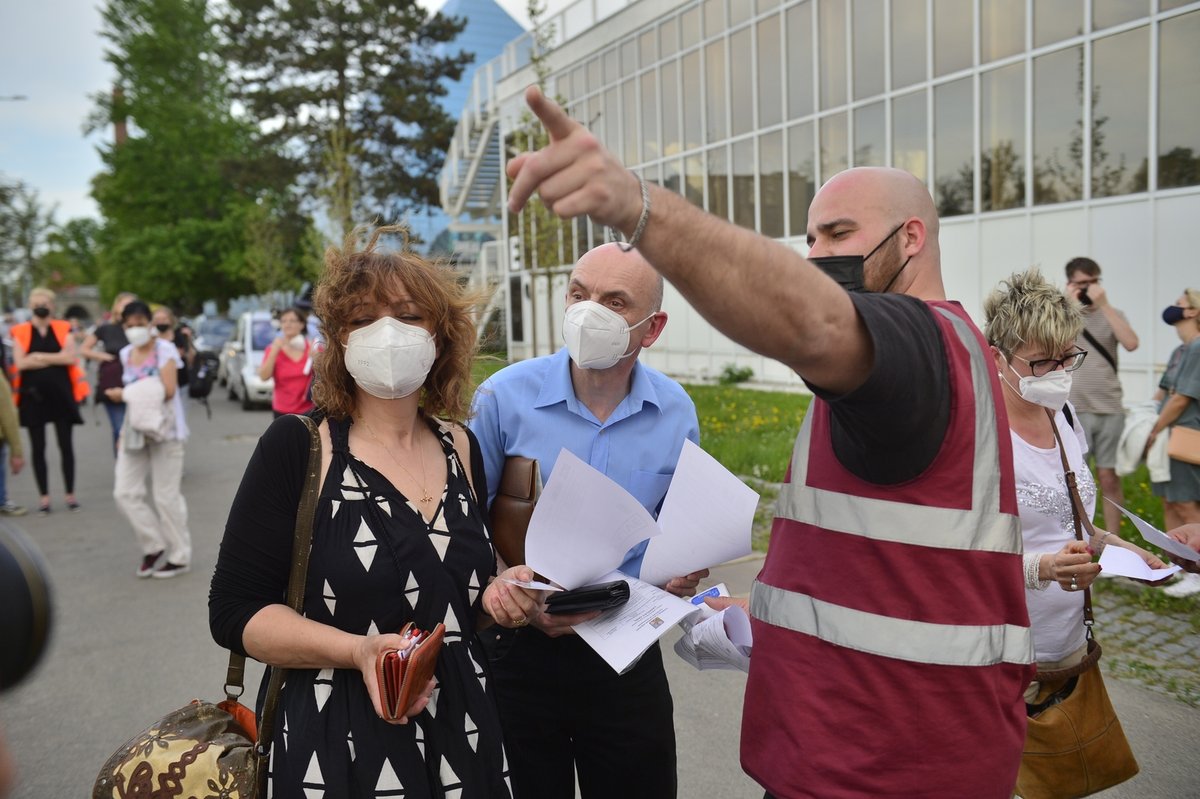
[673,584,753,673]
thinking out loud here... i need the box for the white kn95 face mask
[344,317,436,399]
[561,301,654,370]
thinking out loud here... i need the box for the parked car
[226,310,276,410]
[193,316,234,356]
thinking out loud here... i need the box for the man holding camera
[1066,257,1139,531]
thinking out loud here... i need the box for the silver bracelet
[1024,553,1051,591]
[613,175,651,251]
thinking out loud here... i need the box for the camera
[1077,287,1093,306]
[0,521,53,691]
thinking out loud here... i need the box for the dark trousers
[27,419,75,495]
[483,627,677,799]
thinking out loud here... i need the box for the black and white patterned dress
[266,415,512,798]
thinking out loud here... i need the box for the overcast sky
[0,0,548,223]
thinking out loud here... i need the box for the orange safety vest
[9,320,90,405]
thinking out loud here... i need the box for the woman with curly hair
[209,226,540,797]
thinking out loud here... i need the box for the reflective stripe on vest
[751,581,1032,666]
[774,307,1017,554]
[754,304,1032,667]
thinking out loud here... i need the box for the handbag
[93,414,323,799]
[376,622,446,721]
[489,455,541,567]
[1167,425,1200,466]
[1014,411,1139,799]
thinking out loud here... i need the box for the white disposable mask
[344,317,435,400]
[289,334,306,350]
[1005,360,1073,410]
[562,301,654,370]
[126,326,152,348]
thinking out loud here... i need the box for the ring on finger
[1070,574,1078,591]
[513,616,528,627]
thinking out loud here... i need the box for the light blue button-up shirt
[469,348,700,577]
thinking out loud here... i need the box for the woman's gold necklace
[359,417,435,505]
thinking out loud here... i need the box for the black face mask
[809,222,910,293]
[155,323,171,333]
[32,307,50,319]
[1163,306,1187,326]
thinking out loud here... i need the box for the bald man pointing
[507,87,1033,798]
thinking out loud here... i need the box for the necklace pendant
[420,492,434,505]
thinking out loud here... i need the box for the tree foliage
[90,0,315,310]
[218,0,473,239]
[0,178,57,306]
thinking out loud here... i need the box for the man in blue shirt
[470,242,702,798]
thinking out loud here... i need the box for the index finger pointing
[526,85,577,142]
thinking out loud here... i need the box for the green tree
[0,181,57,304]
[38,218,103,289]
[218,0,472,240]
[89,0,312,310]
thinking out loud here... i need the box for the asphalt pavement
[1,393,1196,797]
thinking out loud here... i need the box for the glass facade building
[442,0,1200,391]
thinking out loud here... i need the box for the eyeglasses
[1068,277,1101,287]
[1009,349,1087,377]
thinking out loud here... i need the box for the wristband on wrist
[612,174,651,251]
[1024,553,1051,590]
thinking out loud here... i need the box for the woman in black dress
[210,227,542,797]
[11,288,85,514]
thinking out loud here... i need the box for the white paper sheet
[674,606,754,673]
[499,577,563,592]
[1106,500,1200,562]
[573,572,697,674]
[524,449,662,589]
[1098,544,1181,581]
[638,440,759,586]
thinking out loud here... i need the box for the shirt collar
[534,348,664,419]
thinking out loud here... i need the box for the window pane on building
[981,62,1025,211]
[890,0,926,89]
[1160,0,1191,9]
[787,2,815,119]
[892,90,927,183]
[731,0,753,26]
[707,40,730,142]
[588,57,602,91]
[571,65,587,100]
[933,0,972,76]
[604,48,619,84]
[758,16,783,128]
[761,131,785,238]
[854,101,886,166]
[681,7,701,48]
[641,71,659,161]
[640,30,657,66]
[605,86,620,153]
[731,29,754,136]
[1032,45,1082,204]
[708,145,730,219]
[1093,0,1150,30]
[818,0,847,109]
[934,77,974,215]
[1093,26,1149,197]
[704,0,725,37]
[733,139,757,229]
[852,0,885,99]
[685,152,706,207]
[622,78,640,165]
[820,111,849,182]
[1159,10,1200,189]
[682,50,703,149]
[662,60,681,155]
[621,39,638,77]
[981,0,1024,63]
[758,0,782,12]
[788,122,816,236]
[660,17,679,58]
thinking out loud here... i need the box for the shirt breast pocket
[628,470,672,515]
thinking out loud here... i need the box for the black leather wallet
[544,580,631,615]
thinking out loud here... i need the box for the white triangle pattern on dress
[302,752,325,799]
[458,493,469,518]
[404,573,419,608]
[464,710,479,753]
[467,572,482,607]
[313,668,334,713]
[330,499,341,518]
[440,755,463,795]
[375,758,405,796]
[352,519,377,572]
[340,465,366,501]
[347,730,355,761]
[367,620,380,636]
[376,496,392,517]
[413,719,426,757]
[426,686,440,718]
[431,504,450,533]
[429,531,451,561]
[323,579,336,616]
[441,606,462,638]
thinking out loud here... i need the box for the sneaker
[1163,571,1200,598]
[37,502,50,516]
[66,499,81,513]
[0,502,27,516]
[137,551,165,578]
[152,561,190,579]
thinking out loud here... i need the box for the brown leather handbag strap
[1046,408,1096,637]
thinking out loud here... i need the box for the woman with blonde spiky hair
[984,268,1163,794]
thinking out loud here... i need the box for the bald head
[573,242,665,312]
[808,167,943,298]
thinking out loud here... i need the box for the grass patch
[682,384,811,483]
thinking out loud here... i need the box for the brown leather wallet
[489,456,541,567]
[376,622,445,721]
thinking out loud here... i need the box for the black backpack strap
[1081,329,1117,372]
